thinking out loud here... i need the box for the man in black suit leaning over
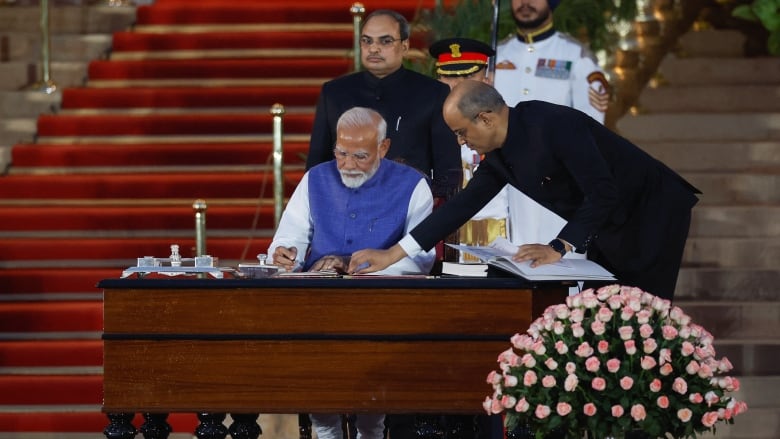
[350,80,700,301]
[306,9,461,197]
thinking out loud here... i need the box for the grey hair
[336,107,387,145]
[457,81,507,120]
[362,9,410,40]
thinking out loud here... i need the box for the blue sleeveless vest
[306,159,423,270]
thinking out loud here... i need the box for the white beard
[339,160,380,188]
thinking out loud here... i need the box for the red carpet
[112,30,354,52]
[0,375,102,405]
[60,86,321,109]
[0,302,103,333]
[0,268,123,294]
[0,340,103,367]
[0,205,278,232]
[2,237,273,262]
[36,113,314,137]
[87,58,351,81]
[11,142,310,168]
[0,172,303,199]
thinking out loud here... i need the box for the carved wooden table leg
[195,413,229,439]
[104,412,138,439]
[140,413,172,439]
[228,413,262,439]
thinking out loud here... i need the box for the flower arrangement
[483,285,748,439]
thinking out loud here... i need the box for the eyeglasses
[359,36,403,48]
[333,148,371,164]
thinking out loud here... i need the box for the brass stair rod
[193,199,207,257]
[30,0,57,94]
[351,2,365,72]
[271,104,285,228]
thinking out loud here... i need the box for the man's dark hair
[457,81,506,120]
[362,9,410,40]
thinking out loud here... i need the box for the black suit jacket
[411,101,699,274]
[306,67,461,196]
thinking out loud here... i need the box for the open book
[447,237,616,281]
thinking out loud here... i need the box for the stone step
[675,267,779,301]
[690,206,780,238]
[702,407,780,439]
[0,5,136,34]
[0,61,87,91]
[617,112,780,142]
[655,55,780,86]
[683,237,779,269]
[0,91,60,118]
[673,301,780,341]
[2,32,113,63]
[640,141,780,173]
[682,172,780,205]
[674,29,747,58]
[637,84,780,113]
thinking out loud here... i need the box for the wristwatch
[548,239,567,258]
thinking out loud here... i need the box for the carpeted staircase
[1,0,778,438]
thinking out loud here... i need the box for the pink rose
[630,404,646,421]
[515,397,530,413]
[552,321,565,335]
[542,375,557,388]
[636,309,652,324]
[640,355,657,370]
[482,397,494,414]
[677,408,692,422]
[569,308,584,323]
[658,348,672,365]
[620,306,635,321]
[486,371,501,385]
[565,362,577,374]
[554,304,570,319]
[705,391,720,406]
[642,338,657,354]
[523,370,537,386]
[591,320,606,336]
[583,403,597,417]
[522,354,536,368]
[618,325,634,340]
[585,356,601,372]
[701,411,719,427]
[503,375,518,387]
[545,357,559,370]
[718,357,734,372]
[606,358,621,373]
[571,322,585,337]
[698,363,714,379]
[620,376,634,390]
[672,377,688,394]
[596,306,613,322]
[662,325,679,340]
[564,374,579,392]
[555,340,568,355]
[489,397,503,414]
[649,378,662,392]
[685,360,700,375]
[556,402,572,416]
[498,348,519,365]
[501,394,517,409]
[611,405,624,417]
[689,393,703,404]
[660,363,674,376]
[657,395,669,408]
[639,323,654,338]
[532,340,547,356]
[510,333,532,350]
[535,404,551,419]
[597,340,609,354]
[624,340,637,355]
[575,342,594,358]
[592,377,607,391]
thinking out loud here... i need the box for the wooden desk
[99,277,567,438]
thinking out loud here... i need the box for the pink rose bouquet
[483,285,747,439]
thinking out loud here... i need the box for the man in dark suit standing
[306,9,461,197]
[349,80,700,300]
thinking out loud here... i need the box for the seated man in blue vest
[266,106,437,439]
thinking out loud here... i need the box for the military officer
[429,37,510,261]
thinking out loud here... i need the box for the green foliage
[732,0,780,55]
[414,0,639,55]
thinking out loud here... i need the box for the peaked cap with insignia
[429,37,495,77]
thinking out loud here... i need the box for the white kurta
[493,31,607,255]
